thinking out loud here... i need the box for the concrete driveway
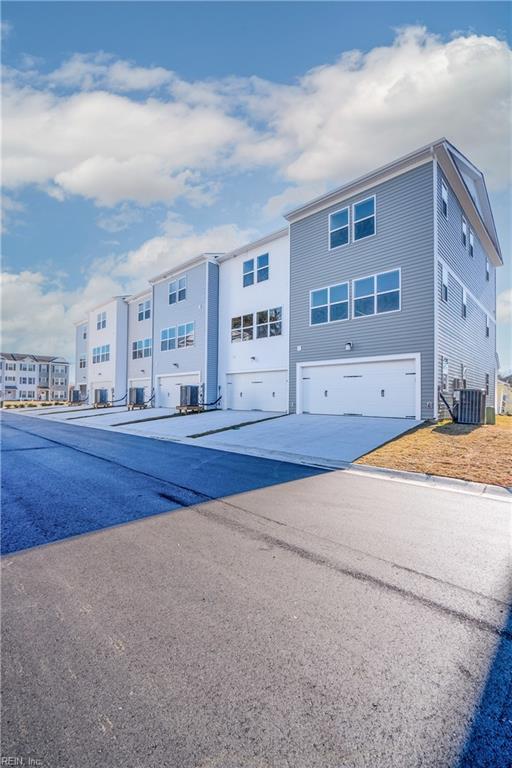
[194,413,422,465]
[117,409,283,439]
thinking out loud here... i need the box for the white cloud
[97,204,144,233]
[1,194,25,233]
[1,21,12,39]
[46,52,175,92]
[3,27,510,213]
[497,289,512,323]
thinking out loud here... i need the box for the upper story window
[79,356,87,369]
[243,254,269,287]
[169,277,186,304]
[329,207,349,249]
[160,323,194,350]
[353,196,376,241]
[311,283,349,325]
[441,182,448,217]
[92,345,110,364]
[469,230,474,257]
[462,289,467,319]
[256,307,282,338]
[485,259,490,282]
[486,316,490,338]
[6,363,16,371]
[82,327,87,339]
[138,299,151,321]
[96,311,106,330]
[353,270,400,318]
[441,265,449,302]
[5,376,16,383]
[178,323,194,348]
[132,339,152,359]
[462,217,467,248]
[231,314,253,342]
[39,364,48,373]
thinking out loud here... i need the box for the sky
[1,1,511,373]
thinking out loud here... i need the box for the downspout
[150,283,155,408]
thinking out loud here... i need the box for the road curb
[347,463,511,500]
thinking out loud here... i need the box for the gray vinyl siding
[205,261,219,405]
[436,171,497,415]
[289,162,436,419]
[436,171,495,312]
[437,264,496,413]
[152,261,215,404]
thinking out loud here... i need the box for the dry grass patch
[356,415,512,487]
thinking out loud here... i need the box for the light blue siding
[206,261,219,405]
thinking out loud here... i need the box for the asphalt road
[1,411,511,768]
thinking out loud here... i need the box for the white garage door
[157,373,200,409]
[226,370,287,412]
[300,358,417,418]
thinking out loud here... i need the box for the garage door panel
[301,359,417,419]
[226,371,287,412]
[158,374,200,409]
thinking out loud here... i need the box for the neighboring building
[497,378,512,416]
[74,320,89,398]
[0,353,70,401]
[86,297,129,404]
[285,139,501,420]
[127,290,153,404]
[73,139,502,420]
[217,229,289,412]
[150,254,220,409]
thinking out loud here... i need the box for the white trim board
[437,256,496,322]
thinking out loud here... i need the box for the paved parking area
[117,409,283,439]
[63,407,174,428]
[194,413,422,465]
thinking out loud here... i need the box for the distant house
[0,353,70,402]
[497,377,512,415]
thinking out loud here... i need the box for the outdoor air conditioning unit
[180,385,199,407]
[94,388,109,405]
[454,388,486,425]
[452,378,467,391]
[129,387,145,406]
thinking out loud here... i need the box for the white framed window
[132,339,152,359]
[462,217,467,248]
[469,230,474,257]
[177,322,195,348]
[485,373,490,396]
[352,196,376,241]
[92,345,110,363]
[138,299,151,321]
[96,311,106,330]
[329,207,349,249]
[486,316,490,338]
[20,377,27,384]
[441,181,448,217]
[256,307,282,338]
[231,314,254,342]
[6,363,16,371]
[82,327,87,340]
[160,327,176,351]
[353,269,400,318]
[28,377,35,385]
[79,356,86,369]
[5,376,15,382]
[462,289,467,319]
[310,283,349,325]
[169,276,187,304]
[243,254,269,287]
[441,265,449,302]
[486,259,490,282]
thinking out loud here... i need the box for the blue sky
[2,2,511,369]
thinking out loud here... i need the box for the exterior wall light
[345,342,353,351]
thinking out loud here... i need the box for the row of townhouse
[74,139,502,420]
[0,353,70,401]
